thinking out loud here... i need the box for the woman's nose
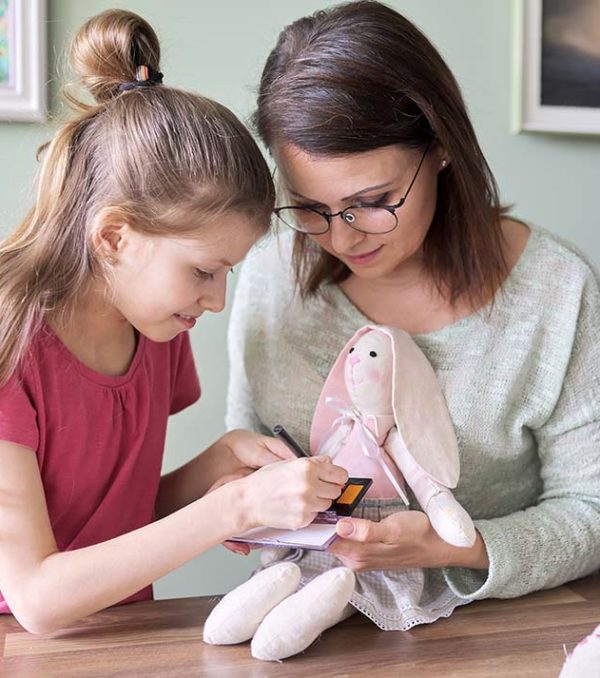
[329,216,364,253]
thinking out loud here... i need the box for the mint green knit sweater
[226,226,600,602]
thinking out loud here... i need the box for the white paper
[231,523,338,550]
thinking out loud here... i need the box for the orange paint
[336,484,362,505]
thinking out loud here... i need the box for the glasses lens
[276,207,329,234]
[342,207,398,234]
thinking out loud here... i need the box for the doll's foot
[203,562,301,645]
[251,566,355,661]
[426,491,476,548]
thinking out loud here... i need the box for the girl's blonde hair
[0,9,274,385]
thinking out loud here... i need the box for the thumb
[336,517,383,542]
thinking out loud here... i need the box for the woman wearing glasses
[223,0,600,655]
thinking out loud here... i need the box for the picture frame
[513,0,600,135]
[0,0,46,122]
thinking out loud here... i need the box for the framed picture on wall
[513,0,600,135]
[0,0,46,122]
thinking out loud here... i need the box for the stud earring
[440,159,448,169]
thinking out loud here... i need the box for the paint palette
[230,478,372,550]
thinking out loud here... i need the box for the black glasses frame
[274,140,432,236]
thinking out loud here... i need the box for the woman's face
[273,143,444,281]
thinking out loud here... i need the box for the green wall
[0,0,598,599]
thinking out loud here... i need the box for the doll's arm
[384,428,476,547]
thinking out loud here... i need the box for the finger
[336,517,382,542]
[245,440,293,468]
[313,496,336,513]
[314,459,349,485]
[263,437,297,461]
[316,478,349,501]
[223,541,250,556]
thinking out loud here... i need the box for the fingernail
[337,520,354,537]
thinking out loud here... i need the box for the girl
[220,0,600,660]
[0,9,348,634]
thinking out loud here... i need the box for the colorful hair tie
[119,65,164,92]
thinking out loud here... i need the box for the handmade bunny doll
[311,325,475,547]
[204,325,475,661]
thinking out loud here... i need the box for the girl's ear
[90,208,131,265]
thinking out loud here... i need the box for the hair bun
[70,9,161,104]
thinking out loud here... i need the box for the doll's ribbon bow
[319,396,407,502]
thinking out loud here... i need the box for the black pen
[272,424,311,458]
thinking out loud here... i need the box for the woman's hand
[327,511,489,571]
[237,456,348,532]
[220,429,296,472]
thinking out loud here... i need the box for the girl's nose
[349,354,361,366]
[200,275,227,314]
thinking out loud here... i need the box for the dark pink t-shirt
[0,324,200,613]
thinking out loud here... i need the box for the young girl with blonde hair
[0,9,347,634]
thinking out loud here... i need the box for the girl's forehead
[164,213,261,260]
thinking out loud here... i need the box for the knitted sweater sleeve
[444,267,600,599]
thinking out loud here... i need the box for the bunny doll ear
[381,326,460,488]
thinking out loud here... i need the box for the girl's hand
[328,511,489,571]
[205,471,254,556]
[220,429,296,471]
[238,456,348,531]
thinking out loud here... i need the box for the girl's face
[107,212,261,342]
[273,143,444,281]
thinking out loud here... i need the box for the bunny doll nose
[349,354,361,366]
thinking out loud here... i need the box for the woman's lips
[345,245,384,266]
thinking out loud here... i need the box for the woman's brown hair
[0,9,274,386]
[254,0,508,302]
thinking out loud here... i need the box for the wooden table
[1,574,599,677]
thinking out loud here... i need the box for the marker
[272,424,311,458]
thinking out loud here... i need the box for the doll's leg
[385,429,476,547]
[203,561,301,645]
[251,567,356,661]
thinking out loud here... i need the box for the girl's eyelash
[195,268,214,280]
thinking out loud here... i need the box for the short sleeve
[0,373,39,451]
[169,332,201,415]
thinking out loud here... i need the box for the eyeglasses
[274,141,431,236]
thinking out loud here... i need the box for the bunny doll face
[344,331,394,415]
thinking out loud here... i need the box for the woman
[225,0,600,651]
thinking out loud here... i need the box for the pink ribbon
[318,396,408,503]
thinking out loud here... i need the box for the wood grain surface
[1,574,599,677]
